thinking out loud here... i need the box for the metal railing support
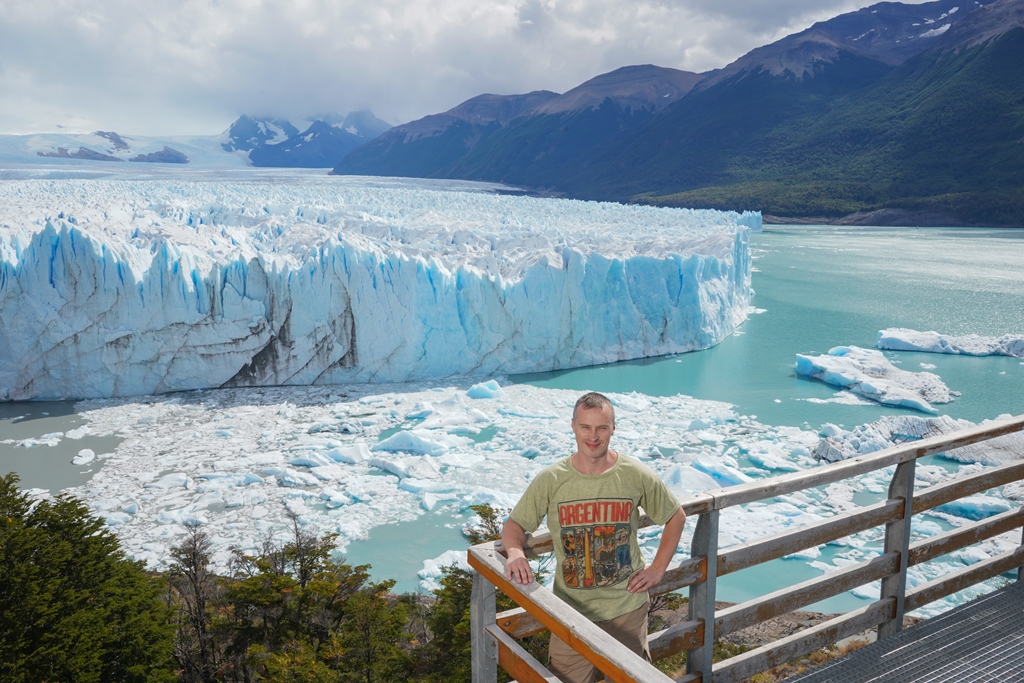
[879,459,916,639]
[687,510,720,680]
[472,571,498,683]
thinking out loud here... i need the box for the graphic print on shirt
[558,498,634,589]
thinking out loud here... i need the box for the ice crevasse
[0,177,759,400]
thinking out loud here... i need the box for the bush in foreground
[0,473,175,683]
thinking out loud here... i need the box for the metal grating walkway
[785,580,1024,683]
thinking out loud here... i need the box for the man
[503,392,687,683]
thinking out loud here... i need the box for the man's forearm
[502,519,534,584]
[652,508,687,571]
[502,519,527,559]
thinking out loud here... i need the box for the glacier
[794,346,957,414]
[0,174,758,400]
[877,328,1024,358]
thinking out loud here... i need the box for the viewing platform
[468,414,1024,683]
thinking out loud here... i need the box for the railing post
[879,459,916,639]
[471,570,498,683]
[1018,525,1024,583]
[687,510,720,680]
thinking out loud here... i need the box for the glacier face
[0,174,758,400]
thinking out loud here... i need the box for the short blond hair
[573,392,615,423]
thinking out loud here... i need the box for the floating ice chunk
[498,406,558,419]
[65,426,89,439]
[935,495,1012,521]
[419,549,471,578]
[320,488,355,508]
[745,443,801,472]
[289,452,334,467]
[157,509,206,525]
[405,403,435,419]
[461,486,517,509]
[145,472,188,489]
[662,464,720,493]
[467,380,506,399]
[1004,482,1024,501]
[15,433,63,447]
[326,443,371,464]
[373,430,468,456]
[103,512,132,526]
[812,415,1024,465]
[417,396,490,429]
[611,393,651,413]
[418,549,473,590]
[309,464,349,482]
[72,449,96,465]
[369,457,410,478]
[422,491,460,510]
[913,520,944,537]
[954,547,990,565]
[261,467,319,487]
[284,498,310,516]
[193,473,263,491]
[193,492,224,509]
[689,456,752,487]
[398,478,456,494]
[795,346,956,413]
[784,546,822,561]
[878,328,1024,358]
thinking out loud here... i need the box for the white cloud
[0,0,907,135]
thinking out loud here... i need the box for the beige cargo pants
[548,601,651,683]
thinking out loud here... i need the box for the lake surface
[3,225,1023,606]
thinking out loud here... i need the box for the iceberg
[0,175,756,401]
[811,414,1024,465]
[795,346,957,413]
[878,328,1024,358]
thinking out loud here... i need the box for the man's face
[571,405,616,460]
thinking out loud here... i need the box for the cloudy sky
[1,0,904,135]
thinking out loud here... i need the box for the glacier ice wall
[0,176,757,400]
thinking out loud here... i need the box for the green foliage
[418,566,473,683]
[0,472,175,683]
[334,582,411,683]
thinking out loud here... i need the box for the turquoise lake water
[4,225,1023,607]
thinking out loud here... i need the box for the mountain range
[332,0,1024,226]
[222,111,391,167]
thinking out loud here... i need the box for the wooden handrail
[470,413,1024,683]
[468,543,676,683]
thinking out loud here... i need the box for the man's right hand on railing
[502,518,535,584]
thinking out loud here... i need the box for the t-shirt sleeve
[508,474,550,534]
[639,465,681,526]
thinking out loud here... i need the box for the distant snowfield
[0,173,759,400]
[37,379,1019,613]
[0,131,249,168]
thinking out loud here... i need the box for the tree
[334,581,410,683]
[168,524,220,683]
[0,472,175,683]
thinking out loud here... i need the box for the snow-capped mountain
[223,111,392,167]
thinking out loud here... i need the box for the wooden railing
[467,413,1024,683]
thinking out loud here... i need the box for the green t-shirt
[508,452,681,622]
